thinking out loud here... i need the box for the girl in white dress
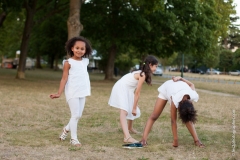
[108,55,159,144]
[50,36,92,147]
[140,76,205,148]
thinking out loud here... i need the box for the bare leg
[120,109,138,143]
[185,122,198,141]
[128,120,133,131]
[170,104,178,147]
[140,98,167,146]
[185,121,205,147]
[128,120,140,134]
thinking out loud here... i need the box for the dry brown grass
[164,71,240,81]
[0,68,239,160]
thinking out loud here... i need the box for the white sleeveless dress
[108,70,141,120]
[63,58,90,102]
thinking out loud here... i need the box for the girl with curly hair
[50,36,92,147]
[140,76,205,148]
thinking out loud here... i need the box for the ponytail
[140,55,158,85]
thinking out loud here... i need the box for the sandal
[59,127,68,141]
[70,139,82,147]
[129,129,141,134]
[123,136,138,143]
[194,140,205,148]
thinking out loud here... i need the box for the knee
[171,119,177,125]
[150,113,159,121]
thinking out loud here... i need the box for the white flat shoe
[59,127,68,141]
[70,139,82,147]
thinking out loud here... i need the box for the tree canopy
[81,0,222,79]
[0,0,239,79]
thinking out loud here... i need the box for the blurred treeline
[0,0,240,79]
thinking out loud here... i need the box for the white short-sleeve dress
[108,71,141,120]
[158,80,199,108]
[63,58,91,102]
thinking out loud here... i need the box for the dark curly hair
[65,36,92,57]
[140,55,158,85]
[178,100,197,124]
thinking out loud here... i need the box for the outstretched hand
[49,93,60,99]
[172,76,182,82]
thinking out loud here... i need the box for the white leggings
[65,97,85,141]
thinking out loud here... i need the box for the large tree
[1,0,68,78]
[67,0,85,40]
[16,0,38,79]
[82,0,149,79]
[81,0,219,80]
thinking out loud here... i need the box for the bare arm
[132,73,145,116]
[49,61,70,99]
[170,99,178,147]
[172,76,195,90]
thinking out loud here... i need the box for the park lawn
[156,72,240,96]
[0,68,239,160]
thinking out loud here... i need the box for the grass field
[0,68,239,160]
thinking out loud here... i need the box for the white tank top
[63,58,90,101]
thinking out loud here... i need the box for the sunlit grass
[0,68,239,160]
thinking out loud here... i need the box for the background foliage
[0,0,239,78]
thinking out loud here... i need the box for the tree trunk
[0,12,6,27]
[104,0,120,80]
[16,0,38,79]
[49,54,54,69]
[54,55,59,71]
[36,54,42,69]
[104,44,117,80]
[223,38,228,49]
[67,0,83,40]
